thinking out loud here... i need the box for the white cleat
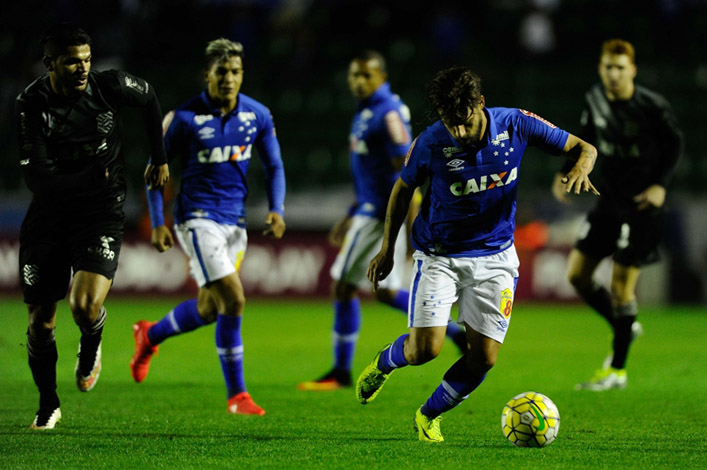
[29,407,61,430]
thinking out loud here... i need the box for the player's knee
[466,352,496,375]
[221,294,246,317]
[69,294,102,326]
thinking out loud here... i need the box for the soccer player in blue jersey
[298,51,467,391]
[130,38,286,416]
[356,67,599,442]
[552,39,683,391]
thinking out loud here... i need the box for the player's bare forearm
[380,178,415,255]
[562,135,599,196]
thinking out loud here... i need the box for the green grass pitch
[0,295,705,469]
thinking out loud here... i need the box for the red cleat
[130,321,158,383]
[228,392,266,416]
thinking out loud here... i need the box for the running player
[17,23,169,430]
[357,66,599,442]
[552,39,683,391]
[298,51,466,392]
[130,39,286,416]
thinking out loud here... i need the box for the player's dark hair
[205,38,244,70]
[426,66,483,125]
[351,50,387,74]
[41,23,91,59]
[601,38,635,64]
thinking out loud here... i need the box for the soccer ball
[501,391,560,447]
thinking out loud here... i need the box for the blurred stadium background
[0,0,705,304]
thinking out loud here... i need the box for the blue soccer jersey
[150,91,285,227]
[401,107,569,257]
[350,83,412,219]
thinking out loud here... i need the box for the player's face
[47,44,91,96]
[441,97,487,147]
[598,53,636,99]
[348,59,386,100]
[205,56,243,108]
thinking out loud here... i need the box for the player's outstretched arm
[367,177,416,291]
[561,134,600,196]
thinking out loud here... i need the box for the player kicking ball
[356,67,599,442]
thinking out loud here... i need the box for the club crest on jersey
[124,76,147,94]
[449,167,518,196]
[491,130,509,146]
[238,112,257,122]
[96,112,113,134]
[520,109,557,128]
[23,264,39,286]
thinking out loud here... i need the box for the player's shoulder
[237,93,271,116]
[633,85,672,110]
[16,75,49,104]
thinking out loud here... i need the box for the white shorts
[408,246,520,343]
[175,218,247,287]
[330,215,409,290]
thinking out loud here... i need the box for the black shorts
[575,198,663,267]
[19,200,125,304]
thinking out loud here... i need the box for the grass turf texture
[0,296,705,469]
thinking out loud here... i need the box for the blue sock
[420,357,486,418]
[377,334,409,374]
[333,299,361,371]
[382,290,409,313]
[216,315,246,398]
[148,299,206,345]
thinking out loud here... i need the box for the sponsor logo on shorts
[496,319,508,332]
[500,288,513,319]
[23,264,39,286]
[88,236,116,260]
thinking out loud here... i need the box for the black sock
[27,330,60,410]
[78,307,106,375]
[611,302,638,369]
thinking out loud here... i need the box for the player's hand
[551,172,571,204]
[634,184,665,210]
[145,163,170,189]
[151,225,174,252]
[328,216,352,247]
[367,250,394,292]
[563,166,600,196]
[263,212,286,239]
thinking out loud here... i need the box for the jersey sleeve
[254,111,286,215]
[16,94,104,194]
[382,108,412,158]
[108,70,168,165]
[517,109,569,155]
[400,136,430,187]
[652,99,683,187]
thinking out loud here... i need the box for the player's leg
[415,328,501,443]
[357,251,458,405]
[69,270,111,392]
[566,249,614,326]
[27,303,62,430]
[207,272,264,415]
[130,294,215,383]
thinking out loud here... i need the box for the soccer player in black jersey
[16,23,169,429]
[552,39,683,391]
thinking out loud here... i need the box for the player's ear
[43,56,54,72]
[479,95,486,108]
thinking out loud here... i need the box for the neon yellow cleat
[575,367,627,391]
[414,408,444,443]
[355,345,392,404]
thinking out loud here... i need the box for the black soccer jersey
[16,69,167,208]
[569,83,683,201]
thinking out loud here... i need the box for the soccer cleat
[75,341,101,392]
[414,408,444,443]
[356,345,392,404]
[575,367,627,391]
[227,392,266,415]
[297,369,352,391]
[130,321,159,383]
[29,407,61,430]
